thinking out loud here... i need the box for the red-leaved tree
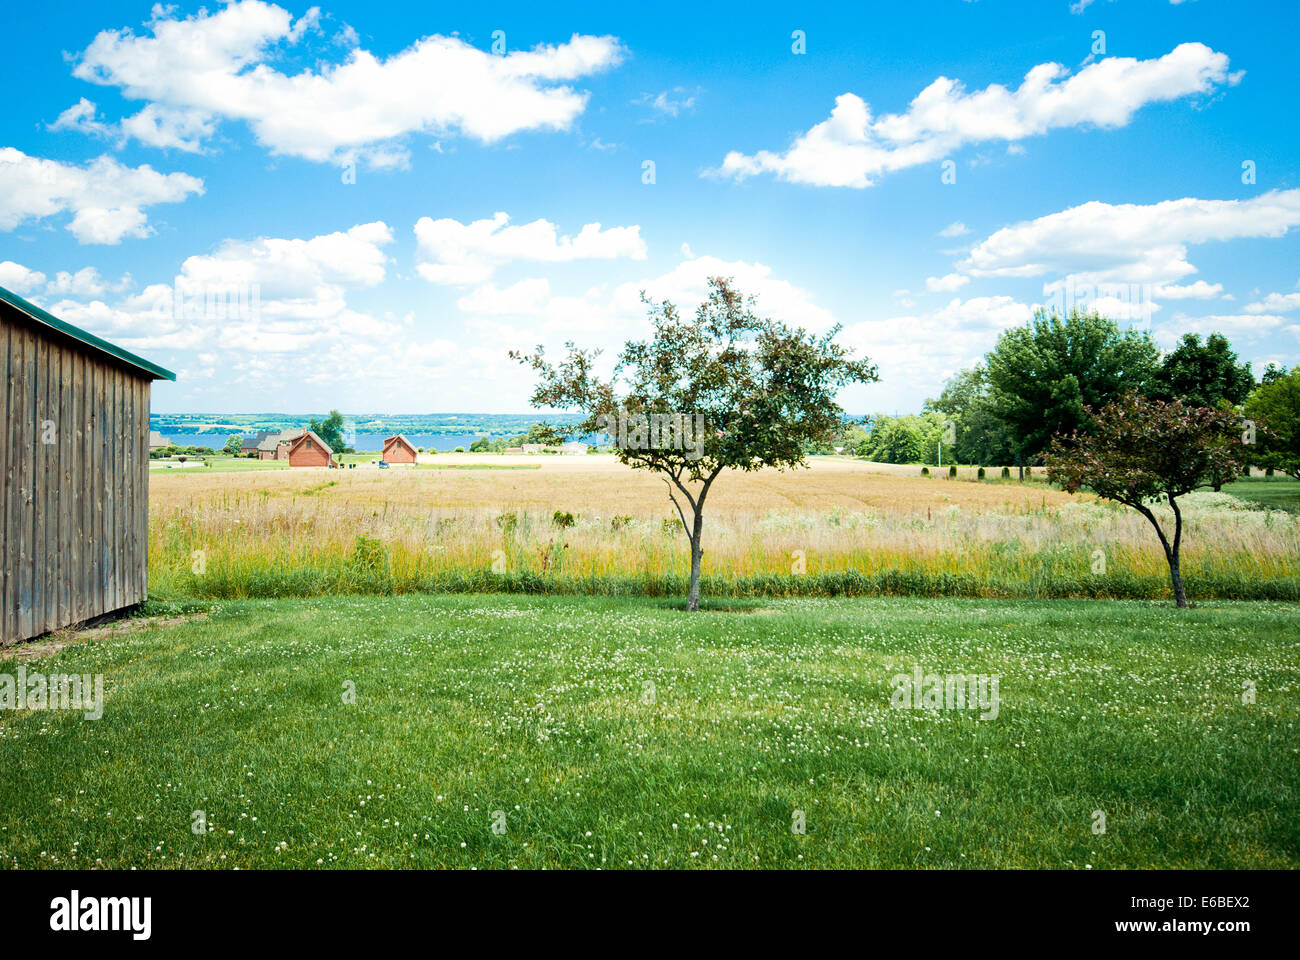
[1045,393,1247,608]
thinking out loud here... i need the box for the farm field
[1223,478,1300,513]
[147,455,1300,602]
[1,594,1295,869]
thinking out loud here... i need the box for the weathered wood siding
[1,306,151,645]
[288,434,332,467]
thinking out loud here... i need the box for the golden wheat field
[146,455,1300,600]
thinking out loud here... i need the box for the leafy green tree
[469,436,492,452]
[309,410,349,454]
[1045,394,1246,608]
[1244,367,1300,480]
[513,277,878,611]
[863,415,925,463]
[1260,363,1290,386]
[859,414,952,464]
[224,433,244,456]
[524,422,565,446]
[925,365,1016,465]
[1148,333,1254,408]
[986,309,1159,462]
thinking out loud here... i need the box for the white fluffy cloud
[179,221,394,300]
[46,266,116,298]
[713,43,1235,188]
[1152,281,1224,300]
[71,0,624,166]
[0,147,203,243]
[414,212,646,286]
[1245,286,1300,314]
[448,251,844,402]
[926,273,970,293]
[121,104,218,153]
[841,296,1037,391]
[41,221,398,363]
[449,251,840,387]
[616,254,838,332]
[963,190,1300,290]
[1156,313,1289,345]
[0,261,47,294]
[454,253,837,333]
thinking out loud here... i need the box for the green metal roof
[0,284,176,381]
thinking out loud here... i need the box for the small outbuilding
[561,441,589,456]
[382,434,417,464]
[286,429,334,467]
[148,430,171,450]
[1,285,175,645]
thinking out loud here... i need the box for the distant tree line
[840,309,1297,474]
[468,422,566,453]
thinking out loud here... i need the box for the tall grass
[150,489,1300,602]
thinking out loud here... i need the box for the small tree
[1244,366,1299,480]
[225,433,244,456]
[1045,393,1246,608]
[512,277,878,611]
[309,410,349,454]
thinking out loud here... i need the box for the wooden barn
[1,285,175,646]
[382,434,417,464]
[286,429,334,467]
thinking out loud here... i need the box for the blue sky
[1,0,1297,415]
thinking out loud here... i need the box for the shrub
[948,465,957,479]
[920,467,930,477]
[350,535,388,577]
[611,515,633,530]
[552,510,576,529]
[977,466,986,479]
[453,446,465,453]
[495,512,518,533]
[1266,466,1275,477]
[1001,466,1011,479]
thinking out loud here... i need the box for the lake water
[156,431,502,452]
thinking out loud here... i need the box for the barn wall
[288,437,331,467]
[1,310,152,645]
[383,440,416,464]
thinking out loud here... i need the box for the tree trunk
[1167,495,1187,608]
[687,511,704,612]
[666,469,719,613]
[1137,498,1188,609]
[1167,550,1188,608]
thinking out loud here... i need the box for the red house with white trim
[382,434,417,464]
[286,430,334,467]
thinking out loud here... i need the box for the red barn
[286,430,333,467]
[382,434,417,464]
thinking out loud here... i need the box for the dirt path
[1,613,207,661]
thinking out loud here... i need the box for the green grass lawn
[2,595,1296,869]
[1224,477,1300,513]
[149,457,287,473]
